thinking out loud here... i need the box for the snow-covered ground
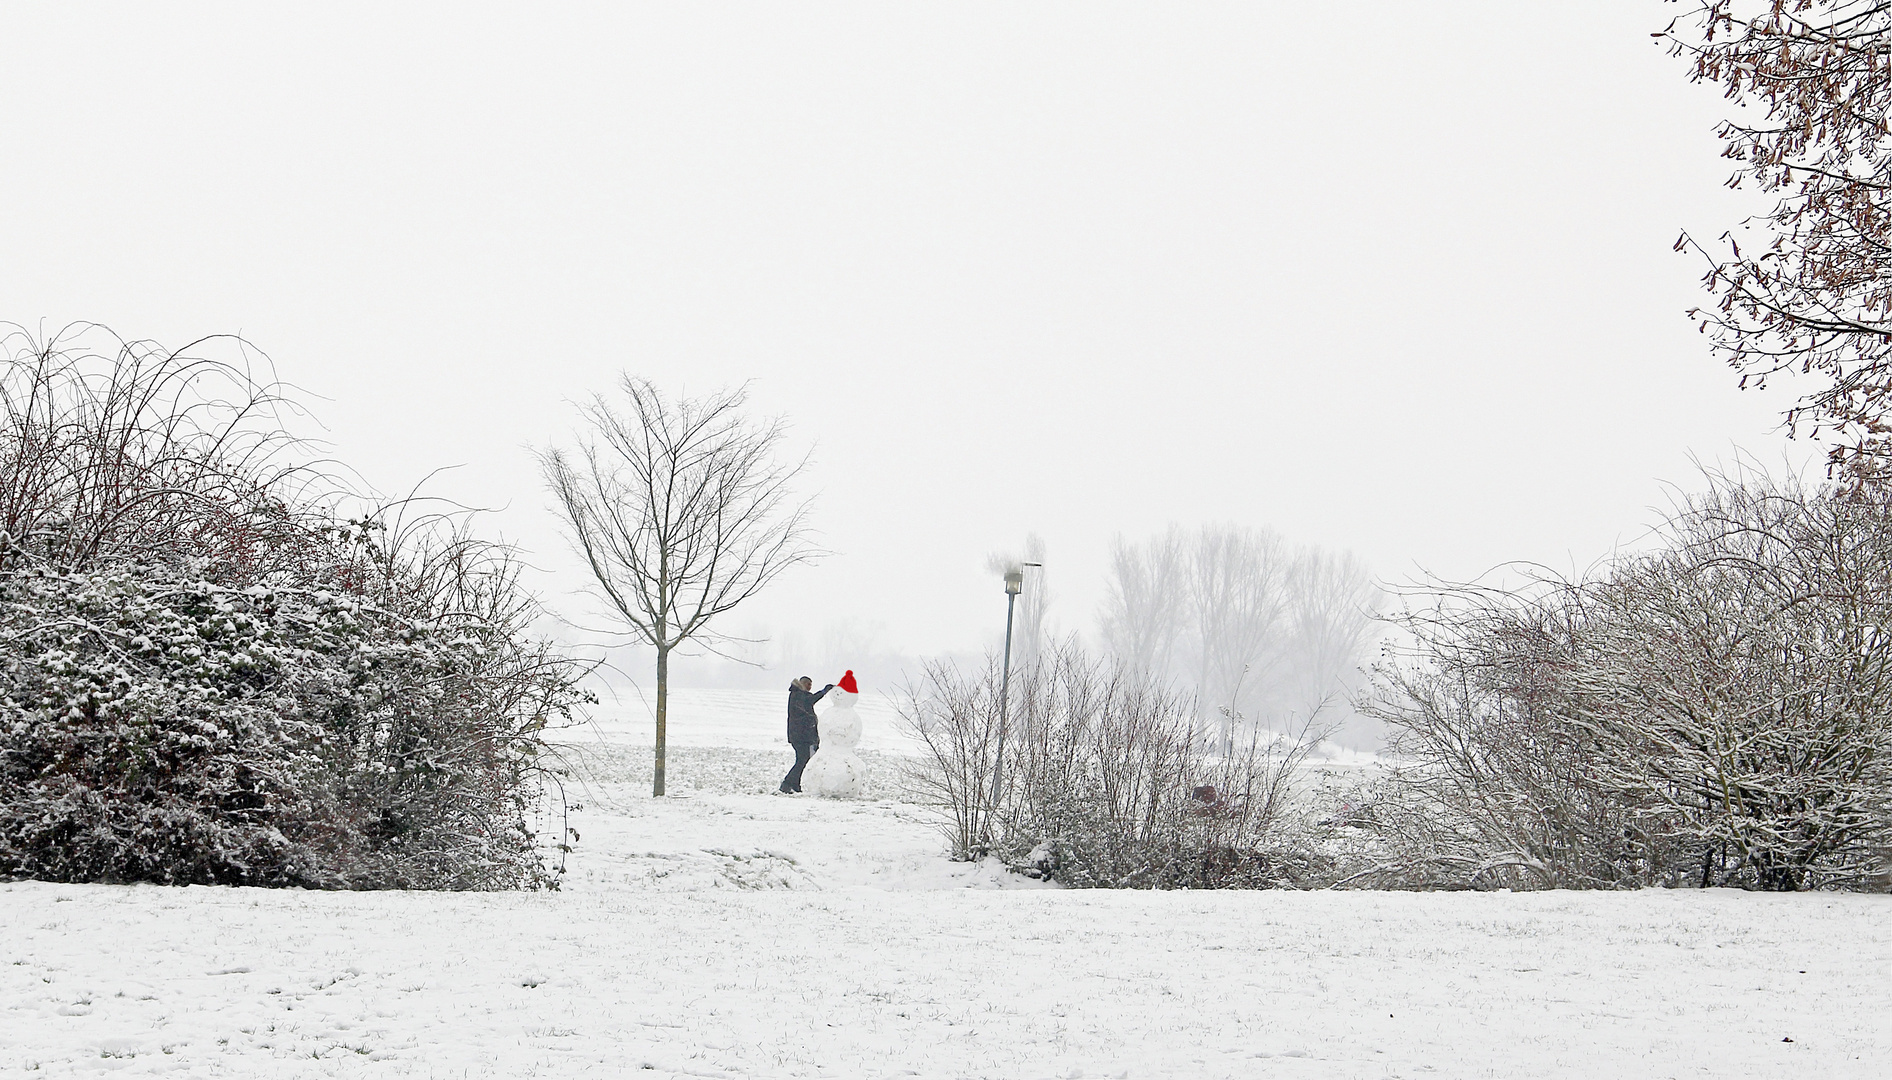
[3,731,1887,1079]
[576,686,1382,765]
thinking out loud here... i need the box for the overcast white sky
[0,3,1820,681]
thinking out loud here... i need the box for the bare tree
[1660,2,1892,472]
[541,377,818,796]
[1190,525,1291,752]
[1013,534,1053,673]
[1097,526,1190,678]
[1098,524,1381,750]
[1276,548,1382,731]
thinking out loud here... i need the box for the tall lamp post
[989,562,1038,850]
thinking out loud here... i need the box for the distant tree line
[1097,525,1380,750]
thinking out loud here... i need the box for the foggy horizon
[1,4,1823,681]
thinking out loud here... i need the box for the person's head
[796,676,813,691]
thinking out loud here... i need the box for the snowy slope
[3,742,1887,1079]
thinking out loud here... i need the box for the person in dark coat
[779,675,833,794]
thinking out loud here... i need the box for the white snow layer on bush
[1,742,1885,1079]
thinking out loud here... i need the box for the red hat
[837,670,858,694]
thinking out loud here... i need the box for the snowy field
[3,713,1888,1079]
[574,686,1382,766]
[575,686,925,755]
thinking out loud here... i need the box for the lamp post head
[1004,569,1024,595]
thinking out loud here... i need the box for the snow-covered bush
[0,324,586,889]
[1365,473,1892,891]
[897,657,1000,860]
[900,642,1330,888]
[0,566,338,885]
[304,517,587,890]
[1353,593,1674,891]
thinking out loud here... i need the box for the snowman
[803,670,866,799]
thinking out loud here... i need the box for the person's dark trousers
[781,740,817,793]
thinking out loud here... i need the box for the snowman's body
[803,689,866,798]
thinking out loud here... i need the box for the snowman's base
[803,750,868,799]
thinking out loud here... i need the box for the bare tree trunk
[654,642,669,797]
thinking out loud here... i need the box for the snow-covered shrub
[303,517,587,890]
[0,567,344,885]
[897,657,1000,859]
[1366,473,1892,891]
[0,324,586,889]
[0,326,310,577]
[1355,598,1674,891]
[900,642,1330,888]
